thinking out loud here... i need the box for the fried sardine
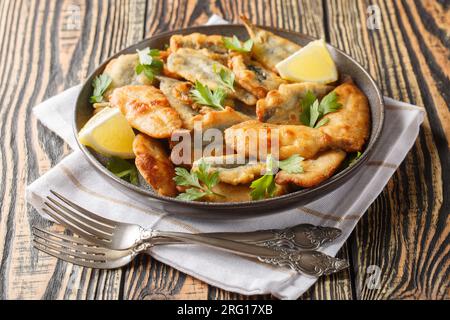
[256,83,334,124]
[133,133,178,197]
[110,85,182,138]
[224,120,330,160]
[241,16,301,72]
[276,149,346,187]
[167,48,257,105]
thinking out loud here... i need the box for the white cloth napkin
[26,15,425,299]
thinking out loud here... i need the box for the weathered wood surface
[0,0,447,300]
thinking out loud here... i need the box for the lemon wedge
[275,39,338,83]
[78,107,136,159]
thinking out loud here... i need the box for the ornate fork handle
[139,224,342,251]
[137,229,348,277]
[254,224,342,251]
[257,250,349,277]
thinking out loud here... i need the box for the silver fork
[32,227,349,276]
[42,190,341,251]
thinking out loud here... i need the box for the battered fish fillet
[158,76,198,130]
[275,149,346,188]
[133,133,178,197]
[224,120,330,160]
[192,106,252,131]
[241,16,301,72]
[170,33,229,63]
[228,54,286,99]
[110,85,182,138]
[169,107,252,166]
[256,82,334,124]
[103,54,152,96]
[203,182,287,202]
[192,155,266,185]
[319,81,370,152]
[167,48,257,105]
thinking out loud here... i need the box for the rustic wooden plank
[325,0,449,299]
[120,0,354,300]
[0,0,146,299]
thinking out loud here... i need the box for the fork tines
[42,190,116,245]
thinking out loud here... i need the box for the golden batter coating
[158,76,198,130]
[167,48,257,106]
[110,85,182,138]
[203,182,287,202]
[228,54,286,99]
[170,33,228,54]
[224,120,331,160]
[241,15,301,72]
[192,155,266,185]
[256,82,334,124]
[103,54,152,97]
[319,81,370,152]
[276,149,346,187]
[133,133,178,197]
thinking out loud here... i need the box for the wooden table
[0,0,448,300]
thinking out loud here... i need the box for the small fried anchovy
[192,155,266,185]
[256,82,334,124]
[228,54,286,99]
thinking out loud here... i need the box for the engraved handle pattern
[256,224,342,251]
[258,250,349,277]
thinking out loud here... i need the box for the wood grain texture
[0,0,146,299]
[0,0,447,300]
[325,0,449,299]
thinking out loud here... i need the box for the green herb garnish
[250,154,304,200]
[174,160,222,201]
[348,151,362,167]
[190,81,226,110]
[135,47,163,82]
[106,157,138,185]
[300,91,342,128]
[213,64,235,92]
[90,74,112,103]
[223,35,253,53]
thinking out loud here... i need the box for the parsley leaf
[250,174,276,201]
[250,154,304,200]
[300,91,342,128]
[213,64,235,92]
[250,155,276,200]
[278,155,304,174]
[174,160,222,201]
[90,74,112,104]
[177,188,208,201]
[106,157,138,185]
[190,81,226,110]
[348,151,362,167]
[135,47,163,82]
[223,35,253,53]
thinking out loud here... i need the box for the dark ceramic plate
[74,24,384,218]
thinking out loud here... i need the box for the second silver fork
[38,190,348,276]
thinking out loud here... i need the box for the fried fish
[170,33,229,63]
[256,82,334,124]
[167,48,257,105]
[275,149,346,187]
[241,16,301,72]
[192,155,266,185]
[224,120,330,160]
[319,81,370,152]
[158,76,198,130]
[103,54,152,96]
[110,85,182,138]
[228,53,286,99]
[133,133,178,197]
